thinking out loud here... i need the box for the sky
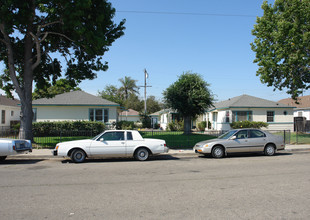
[1,0,308,103]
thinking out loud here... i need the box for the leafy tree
[118,76,139,100]
[98,84,123,106]
[251,0,310,99]
[0,0,125,139]
[124,94,143,112]
[163,72,214,134]
[146,95,161,114]
[33,79,80,100]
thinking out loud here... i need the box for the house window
[32,108,37,122]
[225,111,230,123]
[1,110,5,124]
[89,108,109,122]
[232,111,252,122]
[11,111,14,117]
[267,111,274,122]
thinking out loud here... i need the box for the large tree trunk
[19,92,33,140]
[184,115,192,135]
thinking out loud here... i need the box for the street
[1,152,310,220]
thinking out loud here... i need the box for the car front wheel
[71,149,86,163]
[212,146,224,158]
[264,144,275,156]
[134,148,149,161]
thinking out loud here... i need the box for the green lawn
[33,132,216,149]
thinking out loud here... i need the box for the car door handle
[121,142,125,144]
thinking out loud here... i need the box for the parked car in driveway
[53,130,169,163]
[194,129,285,158]
[0,139,32,161]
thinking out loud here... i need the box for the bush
[140,114,152,128]
[168,120,184,131]
[116,121,135,130]
[32,121,106,136]
[197,121,207,131]
[230,121,268,129]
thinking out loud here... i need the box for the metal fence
[0,129,309,149]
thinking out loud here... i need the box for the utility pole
[139,69,152,115]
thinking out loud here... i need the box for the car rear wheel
[71,149,86,163]
[212,146,224,158]
[134,148,149,161]
[0,156,7,161]
[264,144,275,156]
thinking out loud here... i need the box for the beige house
[0,95,21,130]
[206,95,295,131]
[119,109,140,122]
[32,91,119,124]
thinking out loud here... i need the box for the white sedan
[53,130,169,163]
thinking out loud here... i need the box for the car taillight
[164,143,167,147]
[13,145,15,150]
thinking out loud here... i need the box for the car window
[249,130,266,138]
[99,132,125,141]
[218,130,237,139]
[235,130,248,139]
[127,132,133,140]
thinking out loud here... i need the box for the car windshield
[92,133,103,140]
[218,130,237,139]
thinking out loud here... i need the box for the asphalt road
[1,152,310,220]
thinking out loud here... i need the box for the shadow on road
[197,152,293,159]
[0,159,45,165]
[61,154,180,164]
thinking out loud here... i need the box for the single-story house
[0,95,21,130]
[206,94,295,131]
[119,109,140,122]
[32,91,119,124]
[278,95,310,120]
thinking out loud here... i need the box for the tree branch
[29,32,42,70]
[0,23,24,99]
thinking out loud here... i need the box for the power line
[116,10,258,18]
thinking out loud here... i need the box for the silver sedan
[193,129,285,158]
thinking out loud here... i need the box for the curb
[5,147,310,160]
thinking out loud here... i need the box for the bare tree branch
[29,32,41,70]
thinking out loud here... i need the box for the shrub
[32,121,105,136]
[116,121,135,130]
[197,121,207,131]
[230,121,268,129]
[168,120,184,131]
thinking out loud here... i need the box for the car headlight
[203,144,209,148]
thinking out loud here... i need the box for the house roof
[278,95,310,109]
[32,91,119,106]
[0,95,20,107]
[210,94,293,111]
[119,109,140,116]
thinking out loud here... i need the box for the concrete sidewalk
[6,144,310,159]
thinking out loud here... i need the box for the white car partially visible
[0,139,32,161]
[53,130,169,163]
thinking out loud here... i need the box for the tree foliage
[98,78,162,114]
[33,79,81,100]
[163,72,214,133]
[0,0,125,139]
[251,0,310,99]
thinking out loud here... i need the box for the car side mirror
[100,138,104,142]
[230,136,237,140]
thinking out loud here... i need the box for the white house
[0,95,21,130]
[206,94,294,131]
[32,91,119,124]
[278,95,310,120]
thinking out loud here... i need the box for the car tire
[134,148,149,161]
[212,146,225,158]
[264,144,275,156]
[0,156,7,161]
[71,149,86,163]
